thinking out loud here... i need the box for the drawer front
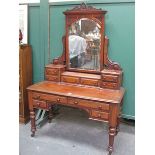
[68,98,109,111]
[46,68,58,75]
[91,111,109,120]
[101,82,118,89]
[33,100,48,109]
[102,74,118,82]
[80,78,99,87]
[45,75,59,82]
[32,92,67,104]
[61,76,79,84]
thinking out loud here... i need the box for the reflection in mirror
[68,18,101,71]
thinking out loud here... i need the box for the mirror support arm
[104,36,122,71]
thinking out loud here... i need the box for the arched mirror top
[63,3,107,73]
[66,17,102,27]
[52,3,122,72]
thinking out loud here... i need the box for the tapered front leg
[30,110,36,137]
[108,127,116,155]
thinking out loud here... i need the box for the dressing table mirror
[68,18,101,71]
[27,3,125,155]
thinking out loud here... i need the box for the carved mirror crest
[64,3,107,73]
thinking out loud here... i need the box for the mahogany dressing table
[27,3,125,155]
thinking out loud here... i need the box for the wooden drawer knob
[74,101,78,105]
[37,102,40,106]
[35,95,40,99]
[98,106,102,110]
[98,113,101,117]
[57,98,60,102]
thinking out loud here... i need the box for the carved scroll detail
[66,2,103,12]
[104,36,122,71]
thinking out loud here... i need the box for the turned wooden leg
[116,114,121,135]
[30,110,36,137]
[108,127,116,155]
[48,106,53,123]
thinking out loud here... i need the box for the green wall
[28,0,135,119]
[29,5,42,83]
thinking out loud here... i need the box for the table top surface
[27,81,125,104]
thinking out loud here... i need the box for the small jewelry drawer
[45,75,59,82]
[101,82,118,89]
[33,100,48,109]
[80,78,99,87]
[68,98,109,111]
[91,111,109,120]
[45,68,59,75]
[102,74,118,82]
[61,76,79,84]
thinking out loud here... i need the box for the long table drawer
[91,111,109,120]
[68,97,109,111]
[32,92,67,104]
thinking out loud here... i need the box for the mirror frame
[63,3,107,74]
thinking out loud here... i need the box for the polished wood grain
[32,91,68,104]
[91,110,109,121]
[64,3,106,73]
[101,82,118,89]
[19,44,32,124]
[45,68,59,75]
[102,75,118,82]
[61,76,80,84]
[45,64,66,82]
[27,81,125,153]
[27,81,124,104]
[68,97,110,111]
[45,75,59,82]
[61,71,101,87]
[33,100,48,109]
[27,3,125,155]
[80,78,99,87]
[61,71,101,79]
[101,69,122,89]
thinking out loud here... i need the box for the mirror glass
[68,18,101,71]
